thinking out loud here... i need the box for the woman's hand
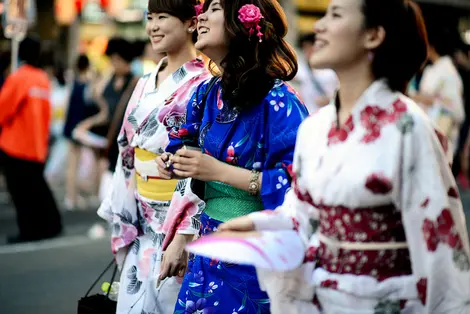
[159,234,193,280]
[218,215,256,232]
[170,149,225,182]
[156,153,176,180]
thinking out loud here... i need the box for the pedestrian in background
[294,33,338,113]
[0,35,62,244]
[62,54,96,210]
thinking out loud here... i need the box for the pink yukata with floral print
[98,57,211,314]
[243,79,470,313]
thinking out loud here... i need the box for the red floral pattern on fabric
[422,209,463,252]
[304,246,317,263]
[434,129,449,154]
[312,295,322,310]
[289,163,315,206]
[417,278,427,305]
[315,202,412,281]
[161,193,199,251]
[399,300,407,309]
[178,128,189,137]
[420,198,430,208]
[320,279,339,290]
[292,217,300,232]
[360,100,407,144]
[294,185,314,205]
[225,144,238,165]
[327,116,355,146]
[448,186,460,199]
[365,173,393,195]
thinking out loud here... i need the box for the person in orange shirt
[0,36,62,244]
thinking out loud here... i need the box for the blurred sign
[3,0,36,39]
[55,0,78,25]
[81,0,106,23]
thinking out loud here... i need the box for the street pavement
[0,186,113,314]
[0,187,470,314]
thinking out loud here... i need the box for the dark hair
[133,40,147,58]
[428,29,455,57]
[148,0,201,43]
[76,54,90,72]
[298,33,316,47]
[203,0,298,110]
[362,0,428,93]
[105,37,135,63]
[455,40,470,55]
[19,35,41,67]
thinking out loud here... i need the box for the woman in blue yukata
[156,0,309,313]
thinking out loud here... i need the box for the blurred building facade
[1,0,470,69]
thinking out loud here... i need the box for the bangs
[148,0,196,20]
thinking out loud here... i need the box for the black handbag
[77,259,118,314]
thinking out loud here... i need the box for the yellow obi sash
[134,148,178,201]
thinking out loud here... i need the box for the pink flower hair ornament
[238,4,264,42]
[195,1,204,16]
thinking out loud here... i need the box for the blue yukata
[167,78,308,314]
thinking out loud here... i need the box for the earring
[368,51,374,61]
[188,29,194,33]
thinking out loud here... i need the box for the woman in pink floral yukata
[97,0,210,313]
[210,0,470,313]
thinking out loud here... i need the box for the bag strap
[84,259,118,298]
[200,76,220,110]
[104,75,139,154]
[308,70,327,97]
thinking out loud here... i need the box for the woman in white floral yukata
[190,0,470,313]
[97,0,210,313]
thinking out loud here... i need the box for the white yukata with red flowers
[248,80,470,313]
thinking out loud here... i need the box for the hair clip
[238,4,264,43]
[195,1,204,17]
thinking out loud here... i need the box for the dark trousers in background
[453,118,470,179]
[0,151,62,240]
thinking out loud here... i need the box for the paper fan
[186,230,304,271]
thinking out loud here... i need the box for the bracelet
[248,170,261,196]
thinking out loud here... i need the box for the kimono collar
[333,79,398,115]
[144,56,205,95]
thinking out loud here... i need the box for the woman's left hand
[170,149,225,182]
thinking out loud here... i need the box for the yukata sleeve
[250,117,319,246]
[396,111,470,312]
[166,79,211,154]
[249,119,319,314]
[161,178,205,251]
[260,83,309,210]
[97,78,144,223]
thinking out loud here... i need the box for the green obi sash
[204,181,264,222]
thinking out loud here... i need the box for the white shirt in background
[419,55,464,153]
[295,57,338,113]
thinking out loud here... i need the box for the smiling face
[146,12,195,54]
[196,0,228,64]
[310,0,382,71]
